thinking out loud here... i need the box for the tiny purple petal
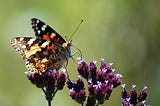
[121,84,126,88]
[132,85,136,89]
[138,87,148,102]
[88,61,97,84]
[143,86,148,90]
[116,74,123,78]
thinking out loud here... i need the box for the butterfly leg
[62,60,70,80]
[71,45,82,59]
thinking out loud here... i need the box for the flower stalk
[25,70,66,106]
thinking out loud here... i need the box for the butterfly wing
[31,18,66,44]
[11,37,40,59]
[11,18,71,73]
[11,37,48,72]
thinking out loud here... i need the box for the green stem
[81,103,84,106]
[42,87,46,95]
[48,99,51,106]
[42,87,52,106]
[52,88,58,98]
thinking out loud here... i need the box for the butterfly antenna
[69,19,84,40]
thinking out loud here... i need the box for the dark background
[0,0,159,105]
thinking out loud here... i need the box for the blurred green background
[0,0,159,105]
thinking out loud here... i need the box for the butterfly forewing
[31,18,66,44]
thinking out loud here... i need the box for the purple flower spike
[76,76,85,91]
[100,58,113,73]
[130,85,138,105]
[43,71,55,87]
[96,71,106,83]
[57,72,66,90]
[68,58,123,106]
[25,71,36,84]
[89,61,97,84]
[79,58,122,105]
[78,89,86,103]
[67,80,75,89]
[138,86,148,102]
[121,84,149,106]
[112,74,122,88]
[25,71,45,88]
[70,89,76,99]
[67,76,86,104]
[77,60,89,79]
[104,86,113,100]
[25,69,67,105]
[121,84,130,101]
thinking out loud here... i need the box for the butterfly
[11,18,72,73]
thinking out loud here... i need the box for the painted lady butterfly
[11,18,72,73]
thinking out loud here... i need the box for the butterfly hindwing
[11,37,37,59]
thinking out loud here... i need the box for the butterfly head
[62,40,72,58]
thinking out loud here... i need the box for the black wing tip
[31,18,46,26]
[31,18,38,21]
[31,18,43,25]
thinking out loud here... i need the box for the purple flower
[68,58,122,106]
[56,72,66,90]
[67,76,86,104]
[121,84,149,106]
[100,58,113,73]
[138,86,148,102]
[77,60,89,79]
[88,61,97,84]
[121,84,130,101]
[25,71,45,88]
[25,69,67,104]
[130,85,138,105]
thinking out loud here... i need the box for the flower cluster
[121,84,149,106]
[67,76,86,104]
[24,58,150,106]
[25,69,66,103]
[67,58,122,106]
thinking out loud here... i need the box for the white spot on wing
[20,37,24,41]
[27,38,36,45]
[36,20,39,23]
[37,30,41,34]
[41,24,47,31]
[22,45,26,49]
